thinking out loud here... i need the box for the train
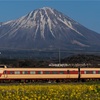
[0,65,100,83]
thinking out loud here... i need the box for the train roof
[2,67,100,71]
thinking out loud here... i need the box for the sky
[0,0,100,33]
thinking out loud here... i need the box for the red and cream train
[0,65,100,82]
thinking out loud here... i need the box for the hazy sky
[0,0,100,33]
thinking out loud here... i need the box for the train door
[3,70,8,78]
[66,70,70,79]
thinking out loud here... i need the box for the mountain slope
[0,7,100,50]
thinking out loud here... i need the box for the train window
[67,70,70,74]
[84,71,86,74]
[15,71,20,74]
[37,71,43,74]
[44,71,50,74]
[30,71,35,74]
[52,71,58,74]
[92,71,96,74]
[84,71,90,74]
[22,71,28,74]
[10,71,14,74]
[59,71,64,74]
[98,71,100,74]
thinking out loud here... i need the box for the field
[0,82,100,100]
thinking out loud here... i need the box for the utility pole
[59,47,61,66]
[58,33,61,67]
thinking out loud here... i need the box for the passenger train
[0,65,100,82]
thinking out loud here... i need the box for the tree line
[0,54,100,68]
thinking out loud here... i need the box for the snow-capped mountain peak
[0,7,100,50]
[2,7,83,39]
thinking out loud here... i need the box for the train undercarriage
[0,78,100,83]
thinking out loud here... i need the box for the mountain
[0,22,3,26]
[0,7,100,51]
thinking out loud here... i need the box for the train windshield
[0,65,7,68]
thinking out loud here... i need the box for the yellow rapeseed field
[0,82,100,100]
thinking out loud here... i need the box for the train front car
[0,65,7,81]
[80,68,100,81]
[0,67,78,83]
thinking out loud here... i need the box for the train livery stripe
[2,70,79,74]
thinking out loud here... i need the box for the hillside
[0,54,100,68]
